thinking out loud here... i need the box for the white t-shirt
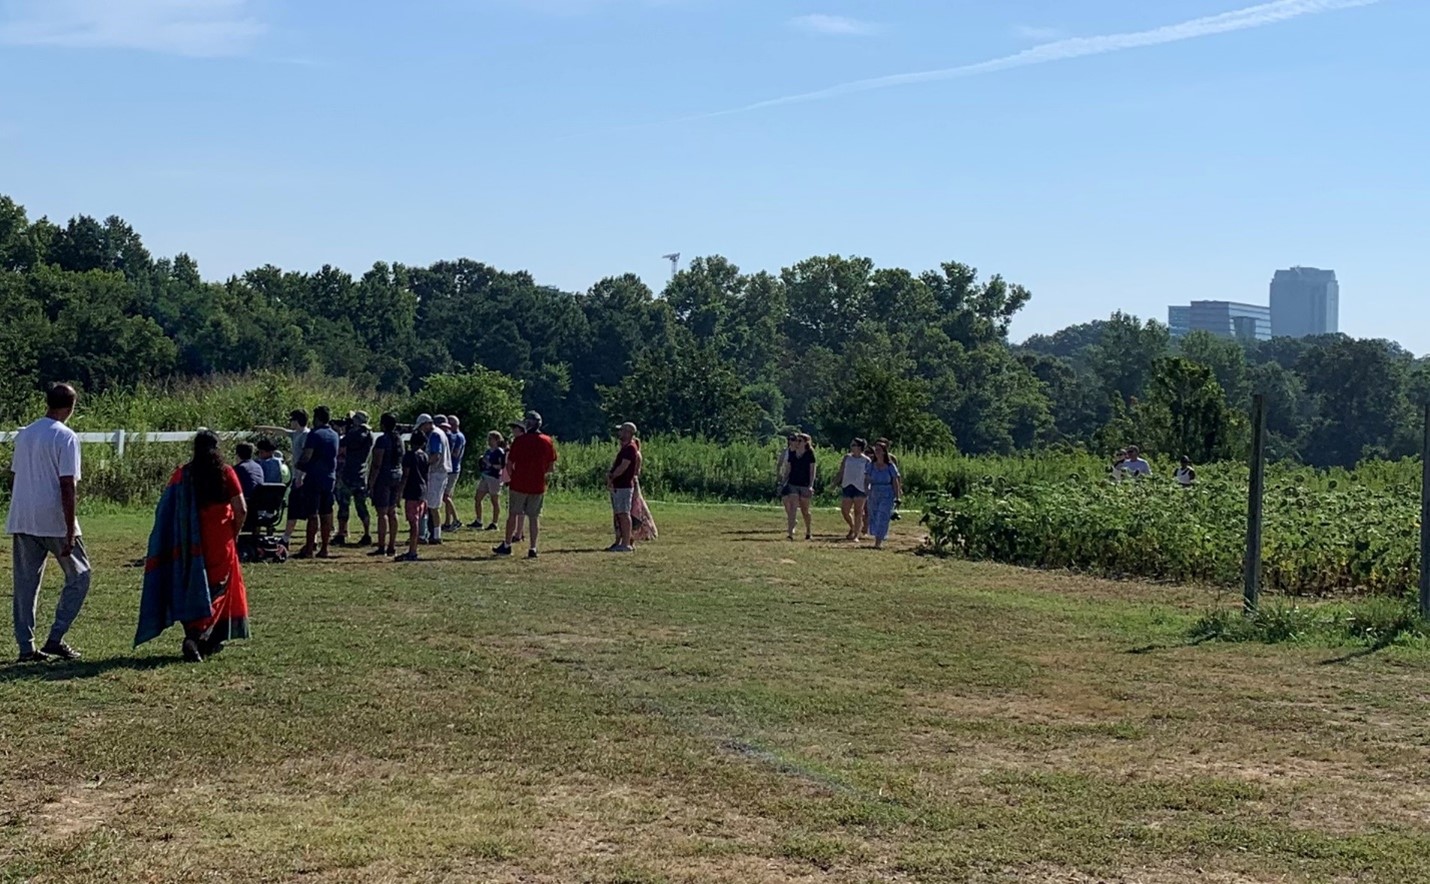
[289,429,309,486]
[1124,458,1152,478]
[1175,467,1195,486]
[427,427,452,474]
[5,417,82,538]
[840,454,870,490]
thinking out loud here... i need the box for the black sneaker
[331,535,348,547]
[467,520,485,529]
[367,547,388,557]
[493,544,512,557]
[485,523,498,532]
[527,549,539,560]
[40,640,81,661]
[181,638,204,663]
[358,534,372,546]
[16,649,52,664]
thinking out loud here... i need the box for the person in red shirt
[494,411,558,559]
[606,421,642,552]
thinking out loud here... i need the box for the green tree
[408,368,524,438]
[814,358,955,452]
[600,333,760,442]
[1135,357,1241,462]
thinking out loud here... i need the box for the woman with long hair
[366,413,404,557]
[837,438,871,542]
[137,431,251,662]
[625,436,658,546]
[865,441,904,550]
[779,434,816,541]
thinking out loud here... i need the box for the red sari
[167,465,250,640]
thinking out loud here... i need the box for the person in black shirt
[366,413,404,557]
[779,433,817,541]
[334,411,375,548]
[397,431,429,562]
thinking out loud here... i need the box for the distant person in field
[253,409,309,550]
[470,430,507,531]
[334,411,374,548]
[366,413,405,558]
[295,405,341,558]
[6,383,90,664]
[397,429,430,562]
[1122,445,1152,479]
[441,415,467,533]
[865,441,904,550]
[838,438,871,542]
[234,442,265,501]
[861,437,900,536]
[606,422,642,553]
[779,433,816,541]
[495,412,557,559]
[255,438,285,485]
[1175,455,1197,487]
[1110,448,1129,482]
[137,430,250,663]
[416,414,451,545]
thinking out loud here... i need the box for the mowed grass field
[3,498,1430,883]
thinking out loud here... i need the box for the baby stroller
[238,483,289,564]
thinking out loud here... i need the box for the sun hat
[352,411,370,427]
[415,413,434,427]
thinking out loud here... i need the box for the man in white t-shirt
[5,384,91,663]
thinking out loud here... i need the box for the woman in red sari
[171,431,250,662]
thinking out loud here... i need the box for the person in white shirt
[417,414,452,544]
[1122,445,1152,479]
[1175,455,1197,486]
[6,384,91,663]
[837,438,872,542]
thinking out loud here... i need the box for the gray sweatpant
[11,534,92,655]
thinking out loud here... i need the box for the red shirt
[508,433,558,495]
[610,442,641,489]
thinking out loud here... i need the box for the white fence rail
[0,430,257,459]
[0,429,411,459]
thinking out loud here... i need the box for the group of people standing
[777,434,905,549]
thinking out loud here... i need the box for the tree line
[2,194,1425,468]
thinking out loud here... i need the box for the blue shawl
[136,470,214,647]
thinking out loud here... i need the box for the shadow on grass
[0,654,181,683]
[1125,634,1219,655]
[1319,636,1401,666]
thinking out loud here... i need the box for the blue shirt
[426,427,451,473]
[448,431,467,472]
[866,461,900,488]
[301,426,341,492]
[235,460,265,498]
[258,456,283,485]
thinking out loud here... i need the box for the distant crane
[662,252,681,280]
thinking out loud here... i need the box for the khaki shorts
[509,490,545,518]
[610,487,634,515]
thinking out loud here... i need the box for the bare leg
[616,513,633,547]
[799,498,813,538]
[841,498,855,539]
[319,513,333,555]
[527,516,539,552]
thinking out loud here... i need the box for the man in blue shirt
[296,405,342,558]
[255,439,284,485]
[441,415,467,532]
[233,442,266,501]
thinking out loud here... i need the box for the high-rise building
[1187,301,1271,342]
[1270,267,1339,338]
[1168,306,1191,338]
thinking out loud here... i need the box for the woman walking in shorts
[779,434,816,541]
[470,431,507,531]
[838,438,871,542]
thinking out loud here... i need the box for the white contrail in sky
[691,0,1380,121]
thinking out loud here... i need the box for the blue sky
[1,0,1425,351]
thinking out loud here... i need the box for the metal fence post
[1244,394,1266,616]
[113,429,126,461]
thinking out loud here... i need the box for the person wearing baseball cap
[440,415,467,532]
[495,411,557,559]
[419,414,452,544]
[333,409,374,548]
[606,422,641,552]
